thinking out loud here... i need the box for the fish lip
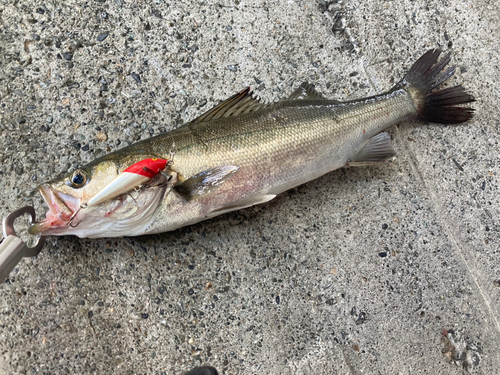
[39,184,75,216]
[29,185,82,235]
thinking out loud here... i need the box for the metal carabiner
[0,206,45,284]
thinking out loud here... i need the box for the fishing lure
[86,158,169,206]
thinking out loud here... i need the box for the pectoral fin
[348,132,396,167]
[174,166,239,200]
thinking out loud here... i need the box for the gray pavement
[0,0,499,373]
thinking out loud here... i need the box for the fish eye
[70,169,87,188]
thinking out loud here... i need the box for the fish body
[30,50,474,238]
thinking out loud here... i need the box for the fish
[29,49,474,238]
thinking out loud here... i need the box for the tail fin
[402,49,475,124]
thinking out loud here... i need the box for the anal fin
[348,132,396,167]
[212,194,276,216]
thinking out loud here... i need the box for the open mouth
[28,185,81,235]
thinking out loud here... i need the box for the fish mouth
[29,183,167,238]
[29,185,81,235]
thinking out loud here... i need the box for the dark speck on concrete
[29,140,40,148]
[141,313,149,319]
[131,72,141,84]
[276,295,280,304]
[452,158,464,172]
[35,8,45,14]
[378,252,387,258]
[355,312,367,325]
[74,275,87,288]
[97,33,108,42]
[82,144,89,151]
[151,8,162,18]
[188,265,195,270]
[382,223,388,230]
[188,289,194,295]
[63,52,73,61]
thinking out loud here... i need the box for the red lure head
[123,158,168,178]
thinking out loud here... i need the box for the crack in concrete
[397,130,500,334]
[361,48,500,341]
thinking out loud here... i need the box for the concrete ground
[0,0,498,373]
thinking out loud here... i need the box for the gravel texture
[0,0,499,374]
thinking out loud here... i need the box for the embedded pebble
[131,72,141,84]
[96,132,108,141]
[97,33,108,42]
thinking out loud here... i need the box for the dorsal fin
[191,87,266,124]
[288,82,328,101]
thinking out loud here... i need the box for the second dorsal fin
[288,82,329,101]
[191,88,266,124]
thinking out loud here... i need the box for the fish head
[30,158,168,238]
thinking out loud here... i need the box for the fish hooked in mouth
[28,50,475,238]
[29,179,169,238]
[28,185,82,234]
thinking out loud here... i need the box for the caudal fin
[403,49,475,124]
